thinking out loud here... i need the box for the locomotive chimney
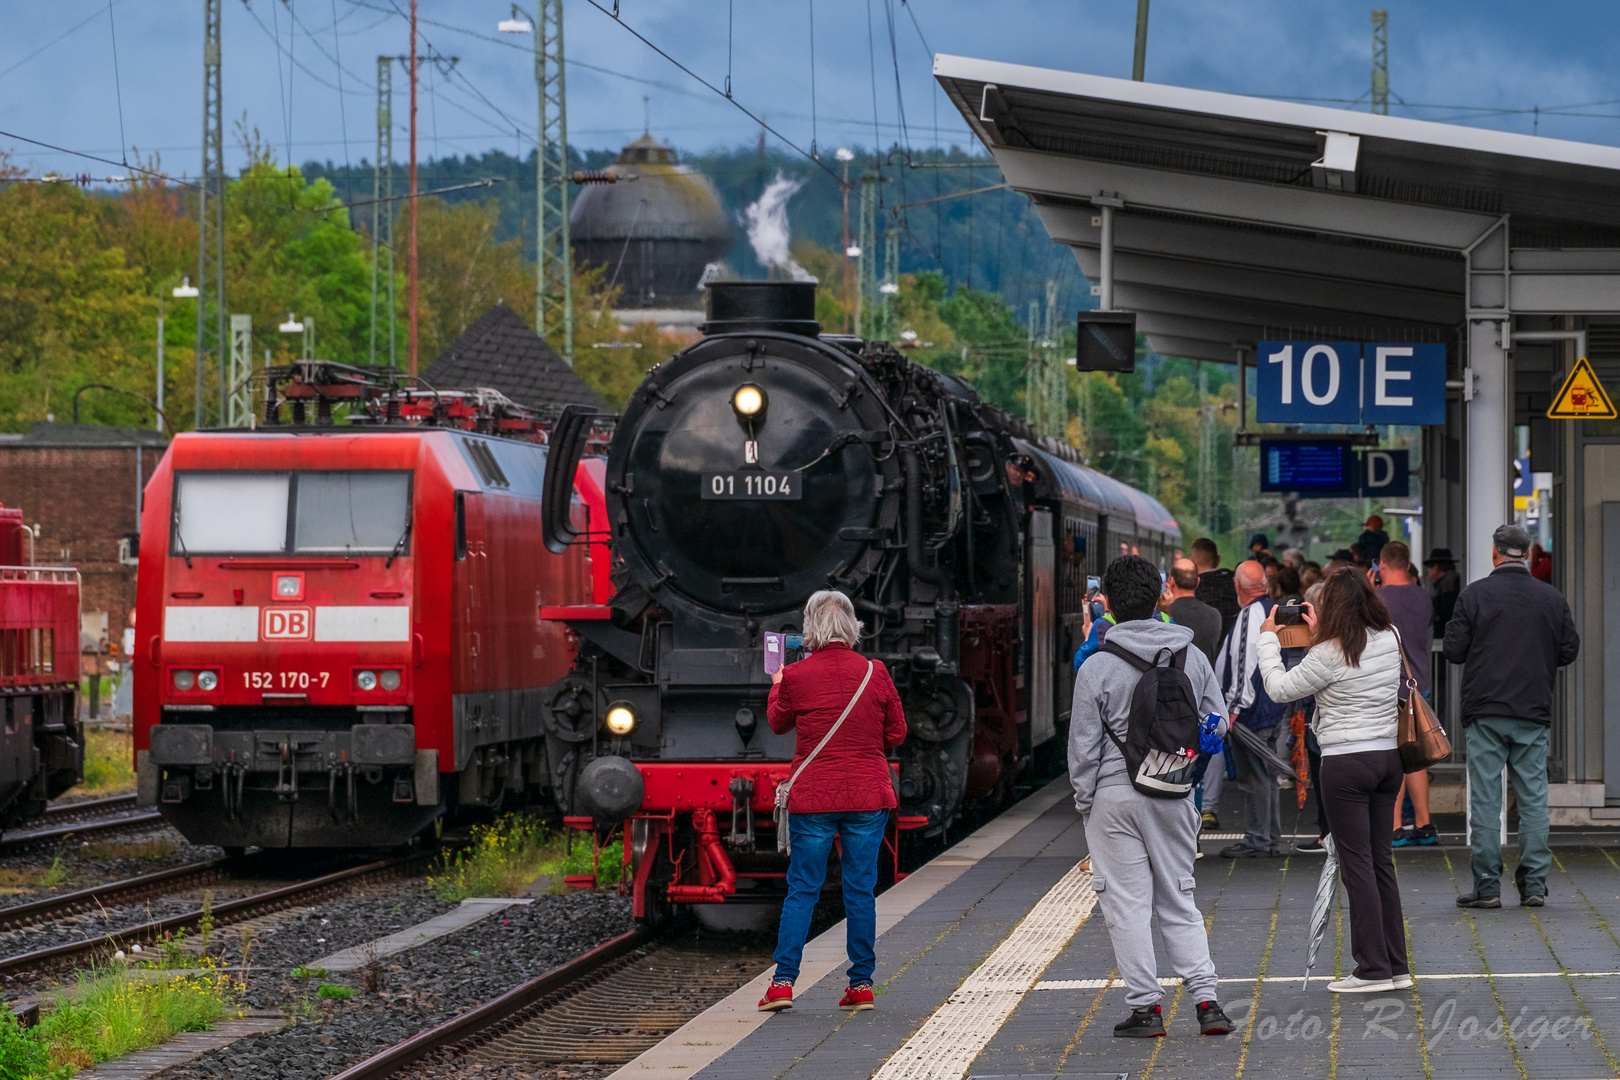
[701,281,821,338]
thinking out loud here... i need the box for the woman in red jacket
[758,590,907,1014]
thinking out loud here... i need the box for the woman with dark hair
[1256,568,1407,994]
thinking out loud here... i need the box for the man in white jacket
[1216,561,1284,857]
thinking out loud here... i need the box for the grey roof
[933,56,1620,361]
[422,304,607,413]
[6,422,169,448]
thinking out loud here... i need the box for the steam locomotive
[0,505,84,826]
[539,282,1179,918]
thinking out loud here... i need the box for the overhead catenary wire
[577,0,846,188]
[105,0,128,165]
[330,0,354,204]
[0,0,126,83]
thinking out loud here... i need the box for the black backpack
[1098,641,1203,799]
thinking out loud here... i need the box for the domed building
[569,134,731,312]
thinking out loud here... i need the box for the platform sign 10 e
[1257,342,1446,426]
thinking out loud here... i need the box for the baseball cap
[1492,523,1531,559]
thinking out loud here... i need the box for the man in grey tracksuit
[1069,555,1233,1038]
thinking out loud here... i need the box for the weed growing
[428,814,559,902]
[289,966,327,979]
[79,728,135,795]
[316,984,355,1000]
[79,838,178,861]
[0,1008,51,1079]
[38,960,239,1073]
[556,837,626,889]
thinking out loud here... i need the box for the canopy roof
[935,56,1620,363]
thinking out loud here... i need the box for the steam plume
[744,173,816,282]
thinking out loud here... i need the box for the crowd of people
[1068,520,1579,1035]
[751,520,1578,1042]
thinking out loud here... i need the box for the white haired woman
[758,590,907,1015]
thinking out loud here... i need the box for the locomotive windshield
[172,471,412,557]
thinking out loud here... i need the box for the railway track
[0,807,163,856]
[0,858,229,935]
[43,793,138,822]
[329,929,774,1080]
[0,853,431,977]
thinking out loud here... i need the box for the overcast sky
[5,1,1620,180]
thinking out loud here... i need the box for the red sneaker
[839,985,875,1011]
[758,980,794,1012]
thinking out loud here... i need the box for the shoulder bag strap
[1389,625,1419,696]
[776,660,874,808]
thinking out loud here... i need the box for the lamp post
[164,276,199,433]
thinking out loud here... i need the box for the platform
[614,776,1620,1080]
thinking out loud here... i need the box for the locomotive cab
[134,420,594,850]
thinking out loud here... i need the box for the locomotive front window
[294,472,411,554]
[171,471,411,557]
[173,473,290,554]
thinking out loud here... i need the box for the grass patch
[33,962,239,1074]
[556,837,626,889]
[79,728,135,795]
[289,966,327,980]
[0,854,69,895]
[428,814,560,902]
[316,984,354,1000]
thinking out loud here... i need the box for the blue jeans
[1467,717,1550,898]
[773,809,888,987]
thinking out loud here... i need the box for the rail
[0,809,162,856]
[326,927,654,1080]
[0,853,433,976]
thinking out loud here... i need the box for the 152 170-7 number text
[243,671,330,690]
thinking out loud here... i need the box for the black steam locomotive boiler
[540,281,1179,916]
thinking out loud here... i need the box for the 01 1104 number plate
[701,471,801,500]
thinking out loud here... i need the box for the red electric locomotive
[0,505,84,826]
[133,364,605,849]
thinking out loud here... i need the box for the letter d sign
[263,607,312,640]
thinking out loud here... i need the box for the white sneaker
[1390,974,1414,990]
[1328,975,1395,994]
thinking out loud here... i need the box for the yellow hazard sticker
[1547,357,1617,419]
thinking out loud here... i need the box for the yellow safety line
[1328,904,1342,1080]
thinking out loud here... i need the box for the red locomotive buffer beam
[565,762,928,912]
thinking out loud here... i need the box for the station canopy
[934,55,1620,362]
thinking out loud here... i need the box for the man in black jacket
[1191,538,1241,642]
[1444,524,1579,909]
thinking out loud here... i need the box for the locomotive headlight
[604,702,637,736]
[196,670,218,692]
[732,384,766,419]
[172,670,195,691]
[356,670,379,691]
[379,669,401,691]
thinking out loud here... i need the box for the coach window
[172,473,290,555]
[454,493,468,560]
[294,473,412,554]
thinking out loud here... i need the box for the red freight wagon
[133,416,602,850]
[0,504,84,826]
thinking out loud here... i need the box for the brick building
[0,423,168,650]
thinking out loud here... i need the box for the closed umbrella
[1228,720,1296,778]
[1302,833,1341,989]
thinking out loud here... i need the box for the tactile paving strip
[873,861,1096,1080]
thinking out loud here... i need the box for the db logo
[263,608,312,640]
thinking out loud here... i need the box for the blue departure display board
[1259,440,1356,496]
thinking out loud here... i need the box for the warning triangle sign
[1548,357,1617,420]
